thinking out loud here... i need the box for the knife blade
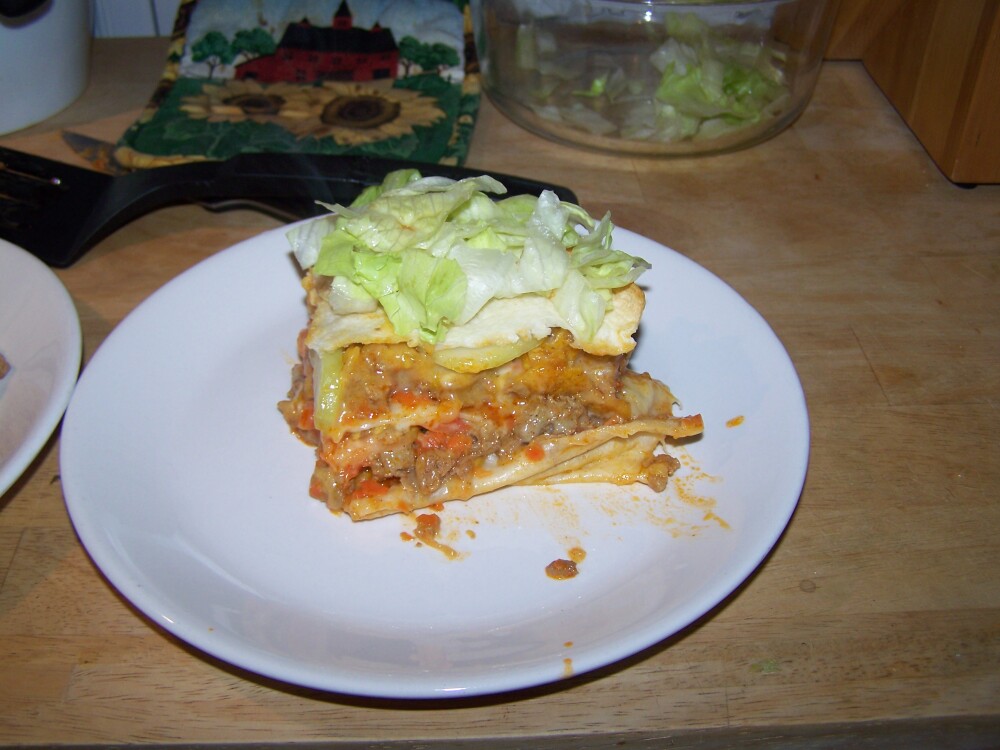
[60,131,131,176]
[61,131,335,220]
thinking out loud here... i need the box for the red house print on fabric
[235,1,399,83]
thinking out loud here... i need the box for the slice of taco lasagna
[279,170,703,521]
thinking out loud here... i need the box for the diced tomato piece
[417,431,446,450]
[352,479,390,499]
[308,475,326,500]
[416,419,472,455]
[447,433,473,453]
[525,443,546,462]
[390,390,434,409]
[482,403,515,429]
[297,402,315,431]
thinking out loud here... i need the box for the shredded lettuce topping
[287,169,650,345]
[512,11,790,145]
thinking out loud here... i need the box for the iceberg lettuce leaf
[293,170,650,344]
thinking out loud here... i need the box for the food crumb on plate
[545,558,579,580]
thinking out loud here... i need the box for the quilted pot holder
[115,0,480,168]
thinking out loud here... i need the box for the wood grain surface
[1,38,998,749]
[861,0,1000,184]
[825,0,908,59]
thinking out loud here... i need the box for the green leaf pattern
[116,0,479,167]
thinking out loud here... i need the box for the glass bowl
[471,0,835,156]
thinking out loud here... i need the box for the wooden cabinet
[826,0,1000,184]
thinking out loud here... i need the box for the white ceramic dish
[0,240,81,496]
[0,3,92,135]
[60,224,808,698]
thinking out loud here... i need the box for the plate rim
[0,239,82,496]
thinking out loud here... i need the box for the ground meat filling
[403,393,602,496]
[282,330,637,510]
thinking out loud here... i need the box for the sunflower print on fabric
[115,0,480,168]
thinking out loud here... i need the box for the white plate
[60,225,808,699]
[0,240,81,496]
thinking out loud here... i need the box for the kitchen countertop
[1,37,998,749]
